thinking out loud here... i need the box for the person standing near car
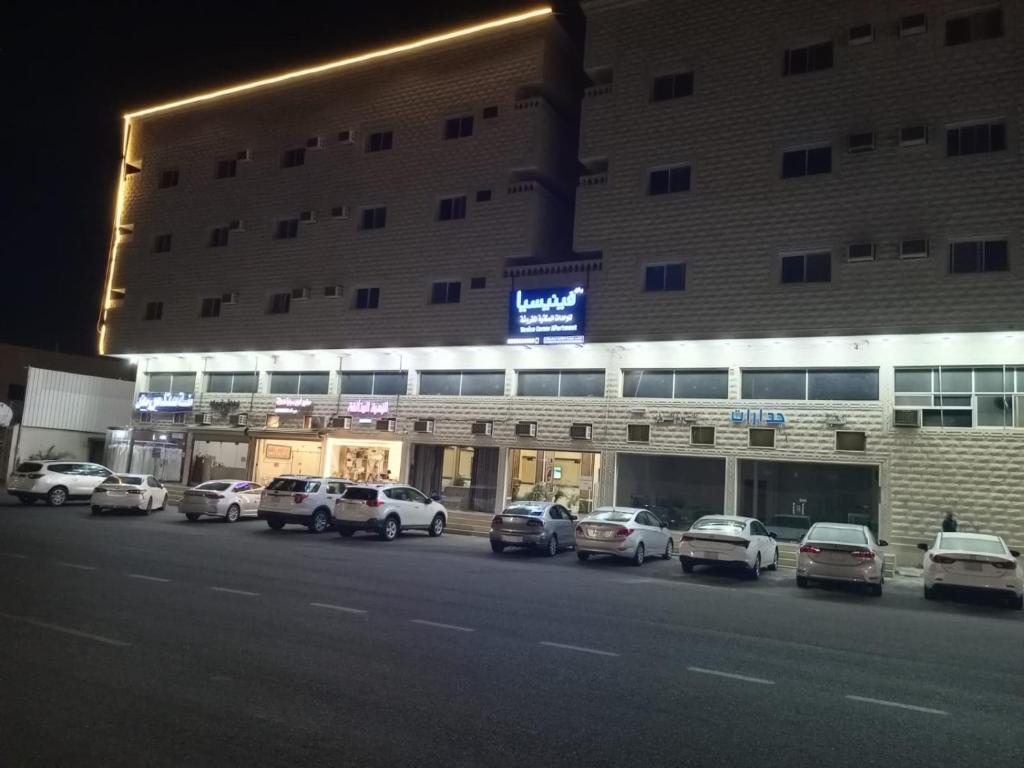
[942,511,958,532]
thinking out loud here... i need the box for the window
[207,373,258,393]
[836,431,867,451]
[431,281,461,304]
[847,242,875,262]
[331,206,349,219]
[748,428,776,448]
[482,106,499,119]
[359,207,387,230]
[470,276,486,290]
[172,413,187,425]
[946,121,1007,156]
[366,130,393,153]
[153,234,172,253]
[648,165,691,194]
[275,219,299,239]
[148,372,195,393]
[781,252,831,283]
[143,301,163,321]
[782,41,833,75]
[444,115,474,140]
[899,126,928,146]
[281,147,305,167]
[691,426,716,445]
[644,263,685,292]
[623,369,728,399]
[847,132,875,153]
[896,366,1021,428]
[270,372,329,395]
[268,292,291,314]
[742,369,879,401]
[158,169,179,188]
[340,371,408,396]
[900,239,929,259]
[848,23,874,44]
[945,7,1002,45]
[651,71,694,101]
[209,227,230,248]
[627,424,651,443]
[438,196,467,221]
[200,297,222,318]
[420,371,505,396]
[949,239,1009,273]
[216,159,237,178]
[475,189,492,203]
[899,13,927,37]
[355,287,380,309]
[7,383,26,401]
[517,370,605,398]
[782,146,832,178]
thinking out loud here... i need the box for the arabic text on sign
[729,409,786,426]
[347,400,390,416]
[274,397,313,414]
[134,392,195,412]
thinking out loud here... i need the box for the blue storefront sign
[730,408,786,426]
[507,286,586,346]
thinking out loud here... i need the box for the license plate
[963,561,982,572]
[703,552,718,560]
[503,536,524,544]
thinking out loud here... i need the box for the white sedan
[919,532,1023,610]
[180,480,264,523]
[797,523,887,596]
[679,515,779,579]
[575,507,674,566]
[91,474,168,515]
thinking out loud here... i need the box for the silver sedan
[576,507,674,566]
[180,480,264,523]
[490,502,577,556]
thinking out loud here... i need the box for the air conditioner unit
[515,421,538,438]
[198,412,213,425]
[237,149,252,161]
[324,285,342,298]
[229,220,244,231]
[338,129,356,144]
[331,205,349,219]
[221,292,238,305]
[471,421,493,436]
[234,413,248,427]
[291,287,310,300]
[894,408,922,427]
[413,419,435,433]
[299,210,317,224]
[310,416,325,429]
[569,424,593,440]
[329,415,352,429]
[306,136,323,149]
[376,418,397,432]
[250,413,268,428]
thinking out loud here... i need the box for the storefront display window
[148,372,196,393]
[409,444,499,513]
[507,449,599,514]
[341,371,408,396]
[104,429,188,483]
[615,453,725,530]
[254,438,324,486]
[326,437,403,483]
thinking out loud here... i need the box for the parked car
[575,506,674,566]
[490,502,577,556]
[180,480,264,522]
[334,484,447,541]
[918,532,1023,609]
[91,474,168,515]
[258,475,350,533]
[796,523,887,595]
[766,514,812,542]
[679,515,779,579]
[7,461,114,506]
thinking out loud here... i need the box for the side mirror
[768,532,778,540]
[916,543,929,551]
[878,539,888,547]
[571,514,579,521]
[1011,550,1021,558]
[431,494,441,502]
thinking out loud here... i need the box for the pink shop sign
[347,400,390,416]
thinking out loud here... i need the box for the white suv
[335,484,448,541]
[258,475,351,533]
[7,461,114,506]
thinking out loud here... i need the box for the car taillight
[851,549,875,560]
[799,545,821,554]
[681,534,695,542]
[991,561,1015,570]
[930,554,956,564]
[205,493,224,499]
[492,516,503,526]
[615,527,634,538]
[527,519,544,528]
[366,499,384,507]
[576,525,584,535]
[127,489,143,495]
[94,488,107,494]
[293,493,308,503]
[26,473,44,479]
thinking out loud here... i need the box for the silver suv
[334,484,448,541]
[258,475,351,533]
[7,461,114,506]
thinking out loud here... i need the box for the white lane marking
[57,562,96,571]
[540,641,620,657]
[409,619,475,633]
[129,574,171,583]
[688,667,775,685]
[845,695,949,716]
[310,602,367,615]
[1,553,30,559]
[209,587,259,597]
[0,611,130,647]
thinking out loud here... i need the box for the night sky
[3,0,565,356]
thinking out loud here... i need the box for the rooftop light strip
[124,7,552,119]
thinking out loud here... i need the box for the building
[97,2,1023,563]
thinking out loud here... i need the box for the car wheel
[337,527,355,538]
[142,498,153,516]
[267,517,285,530]
[632,542,645,567]
[796,576,809,589]
[680,556,694,574]
[428,514,445,537]
[923,585,936,601]
[545,534,558,558]
[47,486,68,507]
[308,508,331,534]
[490,541,505,554]
[225,504,241,523]
[576,551,590,562]
[380,516,400,541]
[869,583,883,597]
[748,553,761,580]
[768,548,779,571]
[662,539,673,560]
[185,513,200,522]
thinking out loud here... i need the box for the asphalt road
[0,493,1021,768]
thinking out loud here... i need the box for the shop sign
[274,397,313,414]
[730,408,786,426]
[265,443,293,459]
[347,400,390,416]
[507,286,586,346]
[135,392,195,413]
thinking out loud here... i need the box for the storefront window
[148,372,196,393]
[419,371,505,396]
[517,370,605,397]
[409,444,499,513]
[615,453,725,530]
[507,449,599,514]
[340,371,408,396]
[107,429,188,483]
[623,369,728,399]
[895,365,1019,428]
[326,437,403,483]
[207,372,258,393]
[742,369,878,401]
[270,372,329,395]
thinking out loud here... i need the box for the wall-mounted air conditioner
[569,423,593,440]
[515,421,537,437]
[338,129,356,144]
[329,416,352,429]
[199,412,213,425]
[299,210,317,224]
[234,413,248,427]
[306,136,323,149]
[291,287,310,300]
[471,421,493,436]
[324,285,342,298]
[229,220,244,231]
[413,419,435,433]
[331,205,350,219]
[376,418,397,432]
[894,408,921,427]
[236,149,252,161]
[221,292,238,305]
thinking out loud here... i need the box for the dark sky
[3,0,570,356]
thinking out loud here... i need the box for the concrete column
[494,446,510,513]
[724,455,738,515]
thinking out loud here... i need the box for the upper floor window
[444,115,474,140]
[945,7,1003,46]
[153,234,172,253]
[281,147,305,168]
[269,372,329,395]
[648,165,690,195]
[623,369,728,399]
[743,369,879,401]
[782,146,831,178]
[438,195,467,221]
[275,219,299,240]
[209,227,230,248]
[644,263,685,291]
[431,281,461,304]
[517,370,605,398]
[781,251,831,283]
[366,130,393,153]
[896,366,1021,427]
[340,371,408,396]
[143,301,163,321]
[899,13,928,37]
[268,292,291,315]
[946,121,1007,156]
[216,159,237,179]
[200,297,222,318]
[359,207,387,230]
[949,239,1009,273]
[148,372,196,393]
[355,287,380,309]
[420,370,505,397]
[158,169,179,189]
[482,106,499,119]
[207,372,258,394]
[651,71,694,102]
[782,41,833,76]
[470,276,486,290]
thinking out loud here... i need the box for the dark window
[949,240,1009,273]
[209,227,230,248]
[475,189,492,203]
[420,371,505,396]
[518,370,605,398]
[438,196,467,221]
[143,301,163,321]
[355,287,380,309]
[216,159,237,178]
[270,372,328,395]
[7,383,26,401]
[200,297,222,318]
[847,242,875,262]
[623,369,727,399]
[946,122,1007,157]
[275,219,299,239]
[782,146,831,178]
[945,8,1002,46]
[781,252,831,283]
[207,373,257,393]
[808,370,879,400]
[847,132,875,153]
[922,409,973,427]
[691,426,716,445]
[836,431,867,451]
[749,428,776,448]
[848,23,874,43]
[360,207,387,230]
[782,41,833,76]
[627,424,651,443]
[366,130,393,153]
[340,371,408,396]
[268,292,291,314]
[444,115,474,140]
[899,13,928,36]
[742,370,806,399]
[431,281,462,304]
[899,125,928,146]
[281,148,305,167]
[148,372,195,393]
[158,169,179,188]
[644,263,686,291]
[651,71,694,102]
[470,276,486,290]
[648,165,691,194]
[482,106,499,119]
[153,234,172,253]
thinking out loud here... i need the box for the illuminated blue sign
[507,287,586,346]
[730,409,786,426]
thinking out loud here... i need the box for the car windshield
[343,487,379,501]
[503,507,544,517]
[197,482,232,491]
[768,515,812,529]
[693,518,746,531]
[268,478,311,492]
[808,526,867,545]
[588,510,635,523]
[16,462,43,473]
[940,535,1006,555]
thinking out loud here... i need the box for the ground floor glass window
[615,453,725,530]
